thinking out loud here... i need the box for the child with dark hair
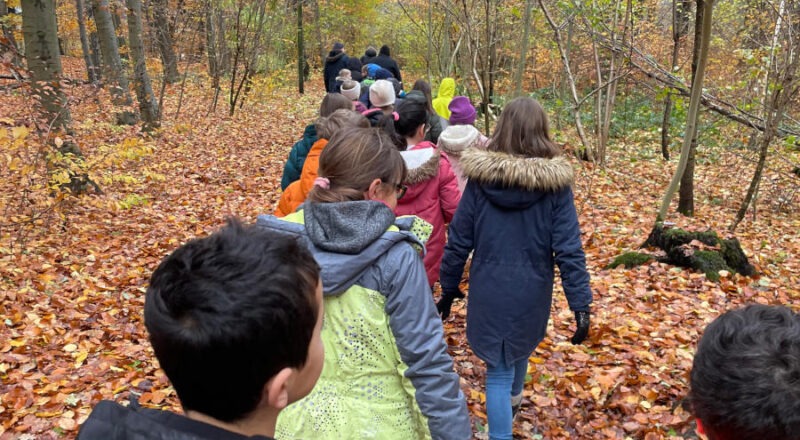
[439,97,592,440]
[382,98,460,287]
[408,79,448,144]
[258,127,470,439]
[77,220,324,440]
[281,93,352,190]
[687,304,800,440]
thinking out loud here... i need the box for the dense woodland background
[1,0,799,438]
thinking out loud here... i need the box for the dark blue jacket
[280,124,317,190]
[440,149,592,367]
[323,50,348,93]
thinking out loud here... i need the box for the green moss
[608,252,654,269]
[692,250,731,282]
[721,238,757,276]
[663,228,720,247]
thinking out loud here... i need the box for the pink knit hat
[448,96,477,125]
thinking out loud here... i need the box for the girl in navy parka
[438,97,593,440]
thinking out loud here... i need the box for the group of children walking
[74,73,800,440]
[268,84,593,439]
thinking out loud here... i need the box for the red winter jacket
[395,141,461,286]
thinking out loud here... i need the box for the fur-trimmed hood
[459,148,574,191]
[401,143,440,185]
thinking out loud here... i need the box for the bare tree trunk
[677,0,705,217]
[513,0,533,97]
[539,0,593,160]
[151,0,179,83]
[87,3,103,81]
[660,0,689,160]
[312,0,324,65]
[656,0,714,223]
[75,0,99,83]
[297,0,304,94]
[127,0,159,128]
[93,0,133,107]
[730,0,797,232]
[21,0,72,130]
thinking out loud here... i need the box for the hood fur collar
[459,149,574,191]
[402,149,440,185]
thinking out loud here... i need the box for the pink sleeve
[437,152,461,223]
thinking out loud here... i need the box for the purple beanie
[448,96,477,125]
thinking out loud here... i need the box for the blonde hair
[308,127,407,203]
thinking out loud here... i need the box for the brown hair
[315,109,369,139]
[411,79,434,114]
[307,127,407,203]
[487,97,562,159]
[318,93,353,117]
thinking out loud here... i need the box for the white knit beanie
[438,125,480,155]
[369,79,396,108]
[341,80,361,101]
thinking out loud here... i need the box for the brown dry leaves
[2,60,799,439]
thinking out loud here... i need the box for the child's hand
[436,289,465,320]
[571,311,590,344]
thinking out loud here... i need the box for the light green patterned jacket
[256,201,470,440]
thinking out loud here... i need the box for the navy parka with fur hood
[439,149,592,367]
[323,50,349,93]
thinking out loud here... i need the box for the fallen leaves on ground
[1,60,798,439]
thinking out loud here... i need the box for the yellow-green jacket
[256,201,470,440]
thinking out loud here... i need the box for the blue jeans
[485,354,530,440]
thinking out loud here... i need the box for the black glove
[571,311,590,345]
[436,289,465,320]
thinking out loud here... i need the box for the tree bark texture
[151,0,179,83]
[127,0,159,127]
[93,0,133,106]
[75,0,98,83]
[21,0,72,130]
[660,0,690,160]
[513,0,533,97]
[87,3,103,81]
[297,0,304,94]
[677,0,705,217]
[656,0,714,223]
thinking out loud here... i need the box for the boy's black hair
[687,304,800,440]
[144,219,320,423]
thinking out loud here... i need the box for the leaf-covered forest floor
[2,60,799,439]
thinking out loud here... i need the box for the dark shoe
[511,393,523,422]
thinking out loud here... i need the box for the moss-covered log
[636,224,756,281]
[607,252,654,269]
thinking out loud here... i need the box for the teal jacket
[257,201,470,440]
[280,124,318,190]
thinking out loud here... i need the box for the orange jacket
[275,139,328,217]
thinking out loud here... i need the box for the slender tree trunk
[513,0,533,97]
[540,0,593,160]
[21,0,72,130]
[427,0,432,82]
[151,0,179,83]
[677,0,705,216]
[656,0,714,223]
[127,0,159,128]
[297,0,304,94]
[75,0,98,83]
[660,0,688,160]
[205,1,217,78]
[111,5,128,61]
[87,3,103,81]
[312,0,324,65]
[730,0,797,232]
[93,0,133,107]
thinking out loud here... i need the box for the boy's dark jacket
[439,149,592,366]
[280,124,318,190]
[77,400,274,440]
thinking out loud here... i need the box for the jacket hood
[256,202,424,296]
[437,78,455,99]
[460,148,574,209]
[401,142,439,185]
[303,123,317,139]
[379,45,391,56]
[365,46,377,57]
[325,51,345,63]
